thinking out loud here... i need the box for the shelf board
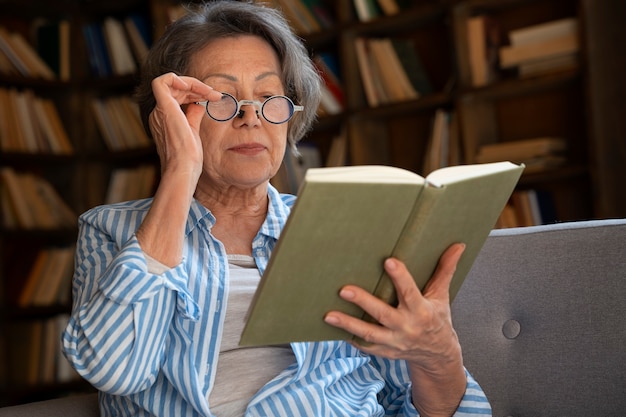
[459,69,582,100]
[353,91,452,120]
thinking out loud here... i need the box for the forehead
[189,35,282,78]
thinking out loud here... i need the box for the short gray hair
[135,0,322,149]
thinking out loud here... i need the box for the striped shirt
[62,184,491,416]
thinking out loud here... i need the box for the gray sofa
[1,218,624,416]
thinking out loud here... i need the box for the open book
[240,161,524,346]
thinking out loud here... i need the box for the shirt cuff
[97,235,200,320]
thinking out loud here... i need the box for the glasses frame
[197,92,304,124]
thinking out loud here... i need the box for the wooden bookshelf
[0,0,157,406]
[0,0,624,407]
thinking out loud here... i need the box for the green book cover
[239,162,524,346]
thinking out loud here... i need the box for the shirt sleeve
[372,355,492,416]
[61,213,198,396]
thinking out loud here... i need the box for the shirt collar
[184,183,293,240]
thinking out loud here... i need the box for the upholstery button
[502,319,521,339]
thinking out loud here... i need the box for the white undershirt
[146,253,296,416]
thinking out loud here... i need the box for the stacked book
[475,136,567,174]
[499,17,579,77]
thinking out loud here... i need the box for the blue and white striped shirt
[62,184,491,416]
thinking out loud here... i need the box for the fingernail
[324,314,339,325]
[384,258,397,271]
[339,288,355,300]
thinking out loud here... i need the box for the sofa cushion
[0,393,98,417]
[452,219,626,417]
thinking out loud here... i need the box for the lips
[229,143,266,155]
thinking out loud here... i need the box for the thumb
[422,243,466,300]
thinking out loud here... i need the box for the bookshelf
[0,0,624,407]
[0,0,157,406]
[287,0,625,224]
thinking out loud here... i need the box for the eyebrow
[203,71,281,82]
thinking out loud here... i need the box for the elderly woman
[62,1,490,416]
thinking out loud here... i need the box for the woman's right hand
[149,72,223,181]
[136,74,222,267]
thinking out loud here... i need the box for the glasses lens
[262,96,294,124]
[206,94,237,121]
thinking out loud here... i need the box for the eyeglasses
[197,92,303,124]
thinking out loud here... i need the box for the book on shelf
[0,44,19,75]
[270,0,321,34]
[19,246,75,307]
[239,161,524,346]
[389,38,433,96]
[466,16,489,87]
[376,0,400,16]
[123,13,152,65]
[102,17,138,76]
[465,15,502,87]
[0,26,31,77]
[82,13,149,78]
[35,19,71,81]
[82,22,113,77]
[368,37,419,102]
[91,96,152,151]
[354,37,387,107]
[475,137,567,162]
[105,164,157,204]
[508,17,578,47]
[475,137,567,173]
[325,127,348,168]
[517,53,578,78]
[313,54,345,115]
[0,87,73,154]
[301,0,335,29]
[496,189,558,228]
[499,17,579,74]
[6,320,43,386]
[505,17,580,77]
[354,36,423,106]
[6,314,80,386]
[0,26,56,79]
[499,32,578,69]
[272,143,322,194]
[353,0,382,22]
[422,109,460,176]
[0,167,77,229]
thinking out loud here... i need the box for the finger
[330,283,404,332]
[153,73,221,105]
[422,243,466,300]
[324,308,393,346]
[383,257,422,309]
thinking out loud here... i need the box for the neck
[195,181,270,255]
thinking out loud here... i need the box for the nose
[237,101,260,120]
[237,109,259,119]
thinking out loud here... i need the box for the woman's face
[188,35,288,190]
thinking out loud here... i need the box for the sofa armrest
[0,393,98,417]
[452,219,626,416]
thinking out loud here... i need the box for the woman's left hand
[324,243,467,416]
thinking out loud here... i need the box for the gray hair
[135,0,322,150]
